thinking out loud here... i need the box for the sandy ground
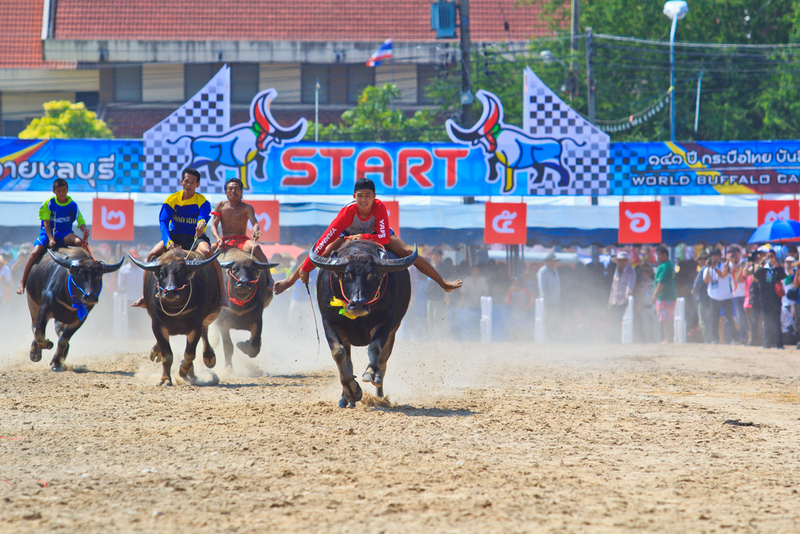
[2,301,800,533]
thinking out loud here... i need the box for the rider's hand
[252,229,261,240]
[344,234,362,241]
[48,238,56,249]
[166,240,175,251]
[299,269,309,284]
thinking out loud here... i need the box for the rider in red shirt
[273,178,462,295]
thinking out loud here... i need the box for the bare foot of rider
[131,296,146,308]
[441,279,463,293]
[273,279,290,295]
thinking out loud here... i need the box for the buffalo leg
[201,326,216,369]
[236,320,262,359]
[327,326,361,408]
[218,324,235,369]
[178,329,203,385]
[375,332,397,398]
[30,303,54,362]
[51,322,81,372]
[152,324,173,386]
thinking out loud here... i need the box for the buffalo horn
[48,249,78,269]
[101,257,126,273]
[185,250,222,273]
[253,261,280,270]
[374,246,418,272]
[308,248,348,273]
[127,253,161,272]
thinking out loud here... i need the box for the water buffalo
[25,248,124,371]
[216,248,278,368]
[310,240,417,408]
[128,248,222,386]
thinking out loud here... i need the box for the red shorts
[656,300,676,322]
[220,235,251,251]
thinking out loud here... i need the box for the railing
[534,297,546,344]
[480,296,492,343]
[621,295,634,344]
[674,297,687,343]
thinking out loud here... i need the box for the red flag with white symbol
[484,202,527,245]
[757,200,799,226]
[247,201,280,243]
[92,198,134,241]
[383,200,400,238]
[619,201,661,244]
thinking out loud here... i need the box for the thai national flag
[366,38,393,67]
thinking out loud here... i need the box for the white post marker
[673,297,687,343]
[621,295,634,344]
[480,295,492,343]
[112,291,128,339]
[534,297,546,343]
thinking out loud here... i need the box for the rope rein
[156,280,194,317]
[330,271,387,307]
[227,271,258,307]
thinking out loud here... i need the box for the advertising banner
[757,199,799,226]
[92,198,134,241]
[618,201,661,244]
[484,202,527,245]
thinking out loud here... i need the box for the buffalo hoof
[179,363,197,385]
[158,377,173,386]
[149,346,163,363]
[29,346,42,363]
[338,394,355,409]
[361,367,382,388]
[236,340,259,358]
[203,354,216,369]
[50,361,64,372]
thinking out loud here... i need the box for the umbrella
[747,219,800,244]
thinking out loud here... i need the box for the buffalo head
[251,88,307,152]
[48,250,125,306]
[445,90,503,153]
[128,249,221,304]
[310,245,417,318]
[219,258,278,302]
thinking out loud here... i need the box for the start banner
[3,136,800,197]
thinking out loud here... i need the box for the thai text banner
[2,137,800,196]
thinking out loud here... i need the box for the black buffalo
[129,248,222,386]
[310,240,417,408]
[216,248,278,368]
[25,247,124,371]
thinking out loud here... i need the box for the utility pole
[569,0,580,99]
[585,27,595,124]
[459,0,473,125]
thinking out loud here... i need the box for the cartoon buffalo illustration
[168,89,307,189]
[446,90,581,194]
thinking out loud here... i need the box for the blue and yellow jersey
[38,196,85,239]
[159,191,211,247]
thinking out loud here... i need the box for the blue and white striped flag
[366,38,393,67]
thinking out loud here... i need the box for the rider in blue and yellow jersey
[131,168,226,308]
[17,179,89,295]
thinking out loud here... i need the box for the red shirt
[301,199,391,272]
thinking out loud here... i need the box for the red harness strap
[227,271,258,306]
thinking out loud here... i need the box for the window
[417,64,440,105]
[75,91,100,111]
[301,64,329,104]
[347,64,374,104]
[184,64,217,100]
[114,66,142,102]
[231,63,259,104]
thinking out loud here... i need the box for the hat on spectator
[785,256,796,263]
[616,251,628,260]
[757,245,771,252]
[544,252,558,261]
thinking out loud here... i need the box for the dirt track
[2,313,800,532]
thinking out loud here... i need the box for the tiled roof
[53,0,551,42]
[0,0,75,69]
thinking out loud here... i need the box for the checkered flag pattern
[142,65,230,193]
[523,67,610,196]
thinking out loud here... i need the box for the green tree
[305,84,447,142]
[19,100,113,139]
